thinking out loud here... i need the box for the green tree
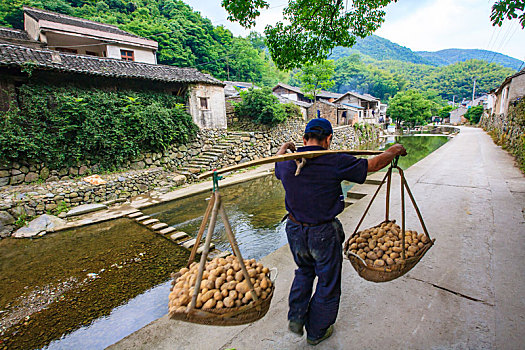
[233,87,287,125]
[387,90,433,128]
[491,0,525,28]
[222,0,395,69]
[438,105,455,119]
[296,60,335,100]
[464,105,484,124]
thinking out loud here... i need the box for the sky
[181,0,525,62]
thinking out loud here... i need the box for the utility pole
[226,55,230,80]
[452,95,455,107]
[472,77,477,106]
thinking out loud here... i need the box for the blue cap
[304,118,333,136]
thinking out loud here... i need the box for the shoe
[307,325,334,346]
[288,320,304,336]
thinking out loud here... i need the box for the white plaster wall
[106,44,156,64]
[24,14,41,41]
[188,84,227,129]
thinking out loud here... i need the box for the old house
[491,69,525,117]
[272,83,343,103]
[449,106,468,125]
[23,7,158,63]
[333,92,381,124]
[224,81,258,97]
[0,7,227,129]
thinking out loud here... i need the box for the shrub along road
[110,127,524,349]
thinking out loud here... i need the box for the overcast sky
[182,0,525,63]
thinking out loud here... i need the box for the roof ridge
[0,26,27,32]
[23,6,122,30]
[0,42,201,70]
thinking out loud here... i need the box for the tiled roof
[335,91,378,103]
[273,82,303,94]
[316,90,343,99]
[24,7,142,39]
[0,43,223,86]
[0,27,31,41]
[274,94,312,108]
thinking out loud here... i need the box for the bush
[464,105,483,124]
[234,87,287,126]
[283,102,302,119]
[0,84,197,170]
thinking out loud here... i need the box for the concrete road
[110,127,525,350]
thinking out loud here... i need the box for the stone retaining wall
[0,129,228,188]
[0,118,381,238]
[480,99,525,171]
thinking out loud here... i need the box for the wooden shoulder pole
[197,149,382,180]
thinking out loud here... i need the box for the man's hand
[276,142,296,155]
[386,144,407,157]
[367,143,407,172]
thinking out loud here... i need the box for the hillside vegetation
[0,1,518,102]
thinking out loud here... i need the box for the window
[199,97,209,110]
[85,51,98,56]
[57,47,77,54]
[120,50,134,61]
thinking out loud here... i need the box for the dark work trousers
[286,218,345,340]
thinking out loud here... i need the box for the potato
[236,280,250,294]
[386,258,394,266]
[229,290,238,299]
[260,277,270,290]
[356,237,366,243]
[215,277,225,289]
[235,299,242,307]
[262,267,270,274]
[201,290,215,303]
[350,243,358,250]
[235,270,244,282]
[261,291,268,300]
[203,298,216,309]
[421,236,429,243]
[223,296,234,308]
[374,259,385,267]
[216,300,224,309]
[221,289,229,297]
[248,268,257,278]
[390,252,399,259]
[366,251,378,260]
[418,242,424,249]
[226,275,234,282]
[369,240,377,249]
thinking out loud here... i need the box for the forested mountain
[330,35,432,65]
[330,35,523,71]
[0,0,287,85]
[415,48,523,71]
[0,1,518,103]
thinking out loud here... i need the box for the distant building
[449,106,468,125]
[333,91,381,124]
[224,81,258,97]
[272,83,343,103]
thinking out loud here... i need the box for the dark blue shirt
[275,145,368,224]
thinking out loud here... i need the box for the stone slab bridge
[109,127,524,350]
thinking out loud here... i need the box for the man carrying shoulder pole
[275,118,406,345]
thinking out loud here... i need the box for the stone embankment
[0,118,380,238]
[480,99,525,171]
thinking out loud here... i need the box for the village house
[272,82,343,103]
[0,7,227,129]
[489,69,525,117]
[333,91,381,124]
[224,81,258,97]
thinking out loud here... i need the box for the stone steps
[125,211,227,260]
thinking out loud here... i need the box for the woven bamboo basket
[344,160,435,283]
[344,221,434,283]
[168,189,275,326]
[169,284,274,326]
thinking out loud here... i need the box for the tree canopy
[222,0,396,69]
[491,0,525,28]
[295,60,335,100]
[387,90,434,128]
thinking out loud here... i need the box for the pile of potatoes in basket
[346,221,430,268]
[169,255,272,314]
